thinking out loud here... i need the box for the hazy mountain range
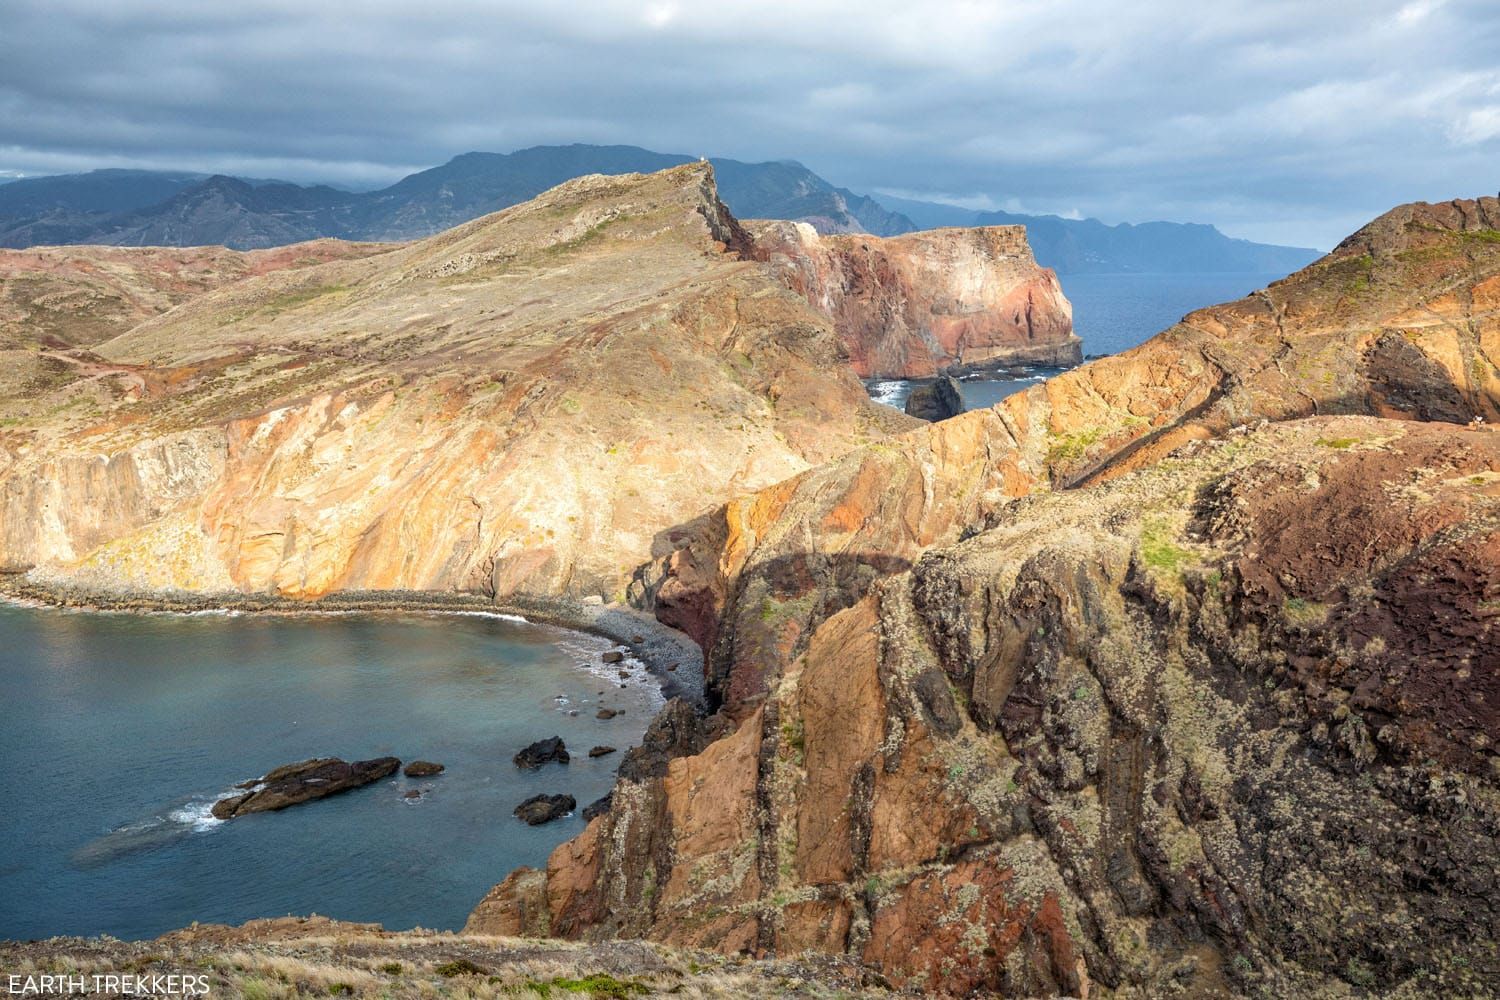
[0,144,1321,274]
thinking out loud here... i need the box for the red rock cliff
[752,221,1079,378]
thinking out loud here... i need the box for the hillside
[468,195,1500,996]
[0,163,1074,598]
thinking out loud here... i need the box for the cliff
[472,196,1500,996]
[754,221,1079,377]
[0,164,914,597]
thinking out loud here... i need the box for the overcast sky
[2,0,1496,248]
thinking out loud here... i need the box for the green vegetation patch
[1283,596,1329,626]
[518,973,648,999]
[260,284,349,315]
[1139,518,1192,577]
[1458,228,1500,246]
[435,959,489,978]
[1314,436,1359,449]
[1046,426,1104,465]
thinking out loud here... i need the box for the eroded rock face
[211,756,400,819]
[631,194,1500,720]
[0,164,914,599]
[483,198,1500,995]
[753,221,1079,378]
[485,417,1500,995]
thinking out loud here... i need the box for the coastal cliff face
[0,164,915,597]
[753,221,1079,378]
[474,197,1500,996]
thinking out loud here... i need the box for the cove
[0,602,662,940]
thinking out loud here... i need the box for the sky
[1,0,1496,249]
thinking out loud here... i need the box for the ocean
[0,603,662,940]
[865,271,1290,412]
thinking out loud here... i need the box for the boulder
[513,793,576,825]
[601,650,625,664]
[588,746,616,758]
[403,760,444,777]
[903,376,965,422]
[596,708,618,720]
[211,757,401,819]
[513,737,569,769]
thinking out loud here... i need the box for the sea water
[0,603,662,940]
[866,272,1290,412]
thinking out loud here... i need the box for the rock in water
[513,737,569,769]
[403,760,444,777]
[211,757,401,819]
[595,708,618,720]
[903,376,965,422]
[601,651,624,664]
[588,746,616,758]
[581,794,612,821]
[513,794,576,825]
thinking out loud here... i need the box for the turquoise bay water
[0,603,661,940]
[866,272,1289,413]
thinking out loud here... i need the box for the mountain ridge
[0,145,1317,273]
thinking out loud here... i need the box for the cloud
[0,0,1495,247]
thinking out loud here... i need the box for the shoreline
[0,575,707,710]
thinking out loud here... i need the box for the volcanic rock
[513,737,569,769]
[753,220,1079,377]
[902,376,964,422]
[472,195,1500,995]
[211,757,400,819]
[0,164,912,600]
[513,794,576,826]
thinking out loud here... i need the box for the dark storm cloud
[2,0,1496,246]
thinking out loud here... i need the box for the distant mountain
[0,145,917,250]
[0,147,1320,274]
[874,192,1323,274]
[0,168,204,217]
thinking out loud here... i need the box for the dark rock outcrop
[211,757,400,819]
[403,760,444,777]
[903,377,965,422]
[513,737,569,769]
[513,794,576,826]
[588,746,616,758]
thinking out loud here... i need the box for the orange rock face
[481,198,1500,996]
[0,165,914,597]
[752,221,1079,377]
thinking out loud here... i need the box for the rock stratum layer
[754,221,1078,378]
[473,197,1500,997]
[0,164,923,596]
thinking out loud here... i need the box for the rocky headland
[753,220,1079,377]
[4,175,1498,996]
[469,195,1500,997]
